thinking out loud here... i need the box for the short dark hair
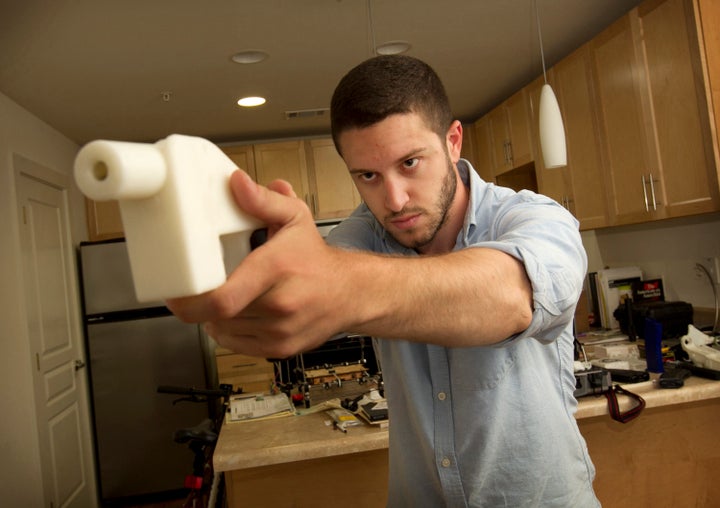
[330,55,454,154]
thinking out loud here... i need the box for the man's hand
[166,170,348,358]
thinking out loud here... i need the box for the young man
[168,55,599,506]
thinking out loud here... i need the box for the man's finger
[230,170,306,227]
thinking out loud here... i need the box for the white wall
[582,212,720,329]
[0,91,86,506]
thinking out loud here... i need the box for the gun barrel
[74,140,167,201]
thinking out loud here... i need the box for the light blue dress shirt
[326,160,600,507]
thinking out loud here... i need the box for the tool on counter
[680,325,720,370]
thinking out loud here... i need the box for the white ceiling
[0,0,642,146]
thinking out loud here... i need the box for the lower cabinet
[215,348,274,394]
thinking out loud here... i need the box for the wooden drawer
[215,353,274,394]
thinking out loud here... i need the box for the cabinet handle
[313,194,319,216]
[506,141,513,165]
[641,175,649,212]
[648,173,657,211]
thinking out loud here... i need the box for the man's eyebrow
[347,147,428,174]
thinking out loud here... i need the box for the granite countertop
[213,377,720,472]
[574,375,720,418]
[213,408,389,472]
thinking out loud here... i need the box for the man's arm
[167,170,533,357]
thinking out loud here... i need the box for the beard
[386,154,457,251]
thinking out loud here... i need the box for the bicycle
[157,384,239,508]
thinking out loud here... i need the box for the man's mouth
[388,214,420,231]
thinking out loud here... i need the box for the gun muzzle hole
[92,161,109,181]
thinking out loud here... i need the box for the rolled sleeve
[466,190,587,344]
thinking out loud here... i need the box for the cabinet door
[591,14,660,224]
[553,45,609,229]
[472,116,495,182]
[222,145,257,181]
[306,138,361,219]
[488,105,512,175]
[639,0,719,217]
[253,140,311,206]
[505,89,533,169]
[488,90,533,176]
[528,74,572,209]
[698,0,720,167]
[85,199,124,241]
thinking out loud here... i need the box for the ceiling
[0,0,643,147]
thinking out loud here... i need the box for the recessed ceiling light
[237,96,266,107]
[231,50,269,64]
[376,40,411,55]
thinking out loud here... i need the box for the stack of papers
[227,393,295,422]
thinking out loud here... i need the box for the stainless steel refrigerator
[78,239,214,505]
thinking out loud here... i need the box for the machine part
[574,368,612,398]
[681,325,720,370]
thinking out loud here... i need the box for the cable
[695,262,719,333]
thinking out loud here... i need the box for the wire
[695,262,719,333]
[367,0,377,57]
[534,0,548,84]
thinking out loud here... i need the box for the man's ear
[446,120,463,163]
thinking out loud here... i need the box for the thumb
[229,170,306,227]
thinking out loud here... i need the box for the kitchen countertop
[213,376,720,473]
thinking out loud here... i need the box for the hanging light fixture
[535,0,567,168]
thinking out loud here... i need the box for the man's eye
[403,158,419,169]
[358,172,376,182]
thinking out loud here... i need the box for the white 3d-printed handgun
[74,134,263,302]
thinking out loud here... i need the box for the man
[168,55,599,507]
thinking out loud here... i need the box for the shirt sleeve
[468,190,588,344]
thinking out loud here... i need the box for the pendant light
[535,0,567,168]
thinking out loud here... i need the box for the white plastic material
[74,134,263,302]
[538,83,567,169]
[680,325,720,370]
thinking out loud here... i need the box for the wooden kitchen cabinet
[472,116,495,182]
[534,46,609,230]
[591,0,718,226]
[487,88,533,175]
[215,347,274,393]
[85,198,124,241]
[222,144,257,181]
[698,0,720,171]
[305,138,361,219]
[253,140,311,206]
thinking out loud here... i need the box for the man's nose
[384,177,410,212]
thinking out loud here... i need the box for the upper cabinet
[591,0,719,225]
[226,138,360,220]
[305,138,361,219]
[223,145,257,181]
[253,140,312,205]
[536,45,609,230]
[698,0,720,168]
[487,89,534,175]
[471,116,495,182]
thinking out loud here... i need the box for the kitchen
[2,0,720,507]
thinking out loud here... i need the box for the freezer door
[79,240,164,314]
[86,315,210,501]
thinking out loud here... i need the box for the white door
[16,160,97,508]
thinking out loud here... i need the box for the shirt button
[441,458,451,468]
[437,392,447,401]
